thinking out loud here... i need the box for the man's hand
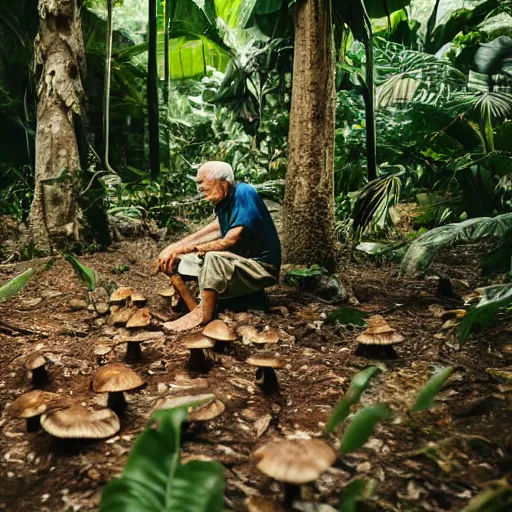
[158,246,186,274]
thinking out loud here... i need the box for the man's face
[196,169,229,205]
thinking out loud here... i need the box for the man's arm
[159,219,221,257]
[195,226,243,253]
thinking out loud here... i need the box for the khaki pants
[177,252,277,298]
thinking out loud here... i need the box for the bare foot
[163,306,203,333]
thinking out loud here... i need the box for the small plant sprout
[246,354,286,393]
[26,352,49,386]
[355,315,404,358]
[253,439,336,507]
[182,332,216,372]
[126,307,151,329]
[93,363,144,413]
[11,390,59,432]
[202,319,237,352]
[41,405,120,440]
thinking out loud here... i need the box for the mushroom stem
[31,367,47,386]
[26,416,41,432]
[189,349,211,373]
[107,391,127,413]
[256,367,279,393]
[284,483,300,508]
[126,342,142,360]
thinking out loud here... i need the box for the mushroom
[202,319,237,352]
[130,292,147,307]
[158,287,180,308]
[10,390,59,432]
[93,363,144,413]
[355,315,404,358]
[182,332,216,372]
[111,306,138,326]
[153,393,224,423]
[113,330,165,360]
[126,307,151,329]
[26,352,49,386]
[253,439,336,507]
[41,405,120,439]
[93,344,114,365]
[246,354,285,393]
[109,286,135,305]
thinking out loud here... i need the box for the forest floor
[0,236,511,512]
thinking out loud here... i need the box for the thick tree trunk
[30,0,85,251]
[282,0,337,271]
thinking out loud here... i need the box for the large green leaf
[459,284,512,342]
[340,404,393,453]
[63,253,97,291]
[400,213,512,277]
[100,406,225,512]
[364,0,411,19]
[255,0,282,15]
[412,367,453,412]
[326,366,381,433]
[326,308,370,327]
[339,479,376,512]
[0,268,33,302]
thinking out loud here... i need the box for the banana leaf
[412,366,453,411]
[326,366,380,433]
[400,213,512,277]
[459,283,512,342]
[100,405,225,512]
[0,268,33,302]
[340,403,393,453]
[63,253,98,291]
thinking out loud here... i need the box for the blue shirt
[215,183,281,272]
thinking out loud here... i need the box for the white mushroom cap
[40,405,120,439]
[188,399,225,422]
[202,320,237,341]
[93,363,144,393]
[153,393,215,413]
[356,315,404,346]
[253,439,336,484]
[131,292,147,306]
[11,390,59,419]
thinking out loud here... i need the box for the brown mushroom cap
[245,496,286,512]
[237,324,259,341]
[112,306,138,326]
[246,355,286,369]
[356,315,404,346]
[11,390,59,419]
[126,308,151,329]
[40,405,120,439]
[109,287,136,304]
[202,320,237,341]
[131,292,147,306]
[188,399,225,422]
[93,363,144,393]
[253,439,336,484]
[93,344,113,356]
[253,329,280,345]
[113,331,165,345]
[182,332,216,350]
[158,288,176,298]
[153,393,215,413]
[26,353,48,371]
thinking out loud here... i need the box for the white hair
[198,161,235,185]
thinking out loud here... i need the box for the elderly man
[158,161,281,332]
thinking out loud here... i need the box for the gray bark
[30,0,86,251]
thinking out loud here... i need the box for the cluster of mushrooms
[9,283,403,508]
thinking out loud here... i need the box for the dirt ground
[0,238,511,512]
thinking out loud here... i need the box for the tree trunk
[147,0,160,180]
[282,0,337,271]
[30,0,86,252]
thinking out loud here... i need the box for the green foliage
[63,253,98,291]
[460,479,512,512]
[400,213,512,277]
[326,308,370,327]
[326,366,381,433]
[459,283,512,342]
[339,479,376,512]
[100,405,225,512]
[340,404,393,453]
[0,268,33,302]
[412,366,454,411]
